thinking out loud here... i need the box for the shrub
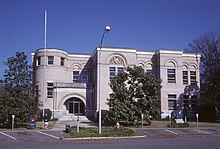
[168,122,189,128]
[68,126,135,137]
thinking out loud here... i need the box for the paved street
[0,130,61,142]
[134,128,220,138]
[0,128,220,143]
[0,128,220,148]
[0,132,220,149]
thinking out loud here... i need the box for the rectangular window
[191,99,197,111]
[47,82,53,98]
[191,95,197,111]
[167,69,176,83]
[61,57,65,66]
[183,95,189,111]
[109,93,114,100]
[183,71,188,85]
[37,57,41,66]
[81,71,88,83]
[109,67,116,80]
[190,71,196,84]
[109,67,124,80]
[147,69,153,74]
[117,67,124,73]
[168,94,177,110]
[48,56,54,65]
[73,71,80,82]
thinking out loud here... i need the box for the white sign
[175,119,185,124]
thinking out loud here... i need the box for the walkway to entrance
[51,115,96,131]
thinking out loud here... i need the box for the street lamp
[98,25,111,134]
[42,10,47,129]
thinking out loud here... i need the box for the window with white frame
[167,69,176,83]
[183,95,197,112]
[109,66,124,80]
[190,71,196,84]
[168,94,177,110]
[81,71,88,83]
[146,69,153,74]
[182,71,188,85]
[36,57,41,66]
[109,93,114,100]
[48,56,54,65]
[117,67,124,73]
[146,63,153,75]
[183,95,189,110]
[190,95,197,111]
[109,67,116,80]
[47,82,54,98]
[73,71,80,82]
[60,57,65,66]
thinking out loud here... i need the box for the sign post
[196,114,199,127]
[141,114,144,128]
[12,115,15,130]
[169,114,171,127]
[77,103,80,132]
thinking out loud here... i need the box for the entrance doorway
[64,98,85,115]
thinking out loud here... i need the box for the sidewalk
[51,116,97,131]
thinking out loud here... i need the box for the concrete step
[59,115,90,122]
[52,115,96,130]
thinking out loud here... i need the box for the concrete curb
[63,135,147,140]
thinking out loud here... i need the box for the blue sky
[1,0,220,78]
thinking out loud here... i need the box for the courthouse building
[32,47,200,119]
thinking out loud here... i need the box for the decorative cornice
[36,48,68,55]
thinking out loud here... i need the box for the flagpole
[42,10,47,129]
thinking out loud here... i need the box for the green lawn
[188,121,220,128]
[65,127,135,138]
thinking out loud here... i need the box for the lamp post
[98,25,110,135]
[42,10,47,129]
[77,103,80,132]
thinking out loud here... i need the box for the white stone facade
[32,47,200,119]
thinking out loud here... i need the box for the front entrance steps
[59,115,90,122]
[51,115,96,131]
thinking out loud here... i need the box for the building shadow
[175,83,200,120]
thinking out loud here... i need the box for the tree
[0,52,40,127]
[189,31,220,107]
[106,66,161,126]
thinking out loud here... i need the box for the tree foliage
[106,66,161,126]
[189,31,220,107]
[0,52,40,127]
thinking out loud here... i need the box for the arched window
[189,65,197,84]
[182,65,188,85]
[166,60,177,83]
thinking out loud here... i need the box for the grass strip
[67,127,135,138]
